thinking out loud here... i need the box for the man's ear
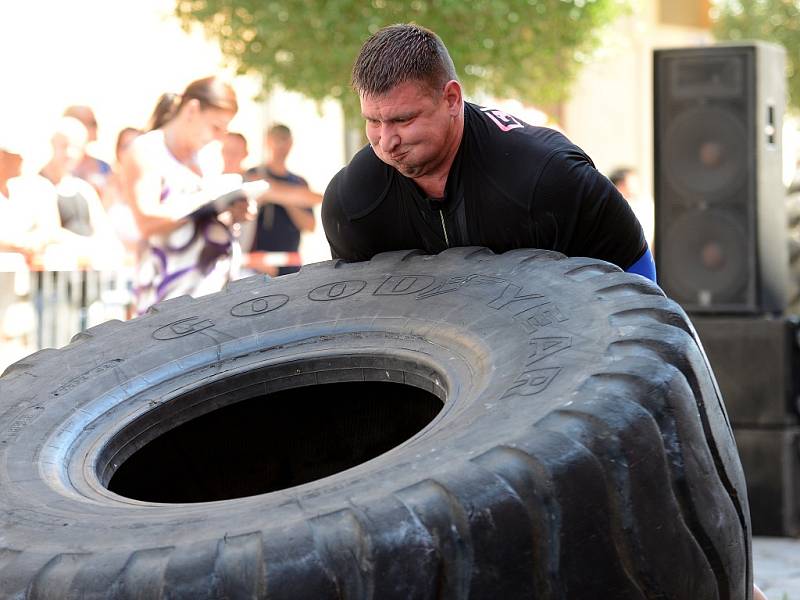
[442,80,463,115]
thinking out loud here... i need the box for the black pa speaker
[734,427,800,536]
[693,316,800,426]
[654,43,789,313]
[693,316,800,535]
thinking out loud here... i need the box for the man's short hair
[63,105,97,128]
[352,23,457,98]
[267,124,292,139]
[53,116,89,146]
[226,131,247,145]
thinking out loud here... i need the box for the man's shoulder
[462,102,591,198]
[465,102,582,163]
[247,165,308,187]
[7,175,57,209]
[92,155,112,175]
[11,174,55,195]
[244,165,266,180]
[279,169,308,187]
[324,144,394,219]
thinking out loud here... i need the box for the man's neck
[412,110,465,199]
[0,178,8,199]
[266,159,287,177]
[40,161,65,185]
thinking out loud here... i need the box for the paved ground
[754,537,800,599]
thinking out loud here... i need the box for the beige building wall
[561,0,713,201]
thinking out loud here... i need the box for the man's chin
[394,162,424,178]
[374,150,423,177]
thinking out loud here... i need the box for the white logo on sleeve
[480,107,524,132]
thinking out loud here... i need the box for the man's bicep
[582,172,647,269]
[322,177,365,261]
[321,154,389,262]
[322,203,377,262]
[323,214,369,262]
[322,195,346,259]
[538,152,645,269]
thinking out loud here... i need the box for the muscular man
[322,24,655,282]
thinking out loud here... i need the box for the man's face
[222,134,248,174]
[70,107,98,143]
[52,132,86,172]
[361,79,459,179]
[266,132,292,163]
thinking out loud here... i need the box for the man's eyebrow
[362,110,420,122]
[390,111,418,121]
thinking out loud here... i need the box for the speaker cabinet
[734,427,800,536]
[693,315,800,535]
[693,316,799,426]
[654,43,789,314]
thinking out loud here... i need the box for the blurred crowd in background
[0,80,328,369]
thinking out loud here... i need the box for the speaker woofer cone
[661,208,749,305]
[663,106,748,200]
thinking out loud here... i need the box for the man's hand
[226,197,256,224]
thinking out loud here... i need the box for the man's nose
[379,124,399,153]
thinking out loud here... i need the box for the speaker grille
[661,208,750,307]
[663,107,748,199]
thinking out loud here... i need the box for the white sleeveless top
[133,130,237,314]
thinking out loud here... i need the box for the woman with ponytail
[123,76,321,313]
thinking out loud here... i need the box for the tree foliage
[711,0,800,111]
[175,0,627,119]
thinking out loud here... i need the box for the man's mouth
[390,150,409,162]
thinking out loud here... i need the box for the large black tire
[0,248,751,599]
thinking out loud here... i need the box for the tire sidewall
[0,251,716,556]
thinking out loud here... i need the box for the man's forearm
[259,183,322,208]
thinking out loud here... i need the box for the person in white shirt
[36,116,124,265]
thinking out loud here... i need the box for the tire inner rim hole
[105,380,443,503]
